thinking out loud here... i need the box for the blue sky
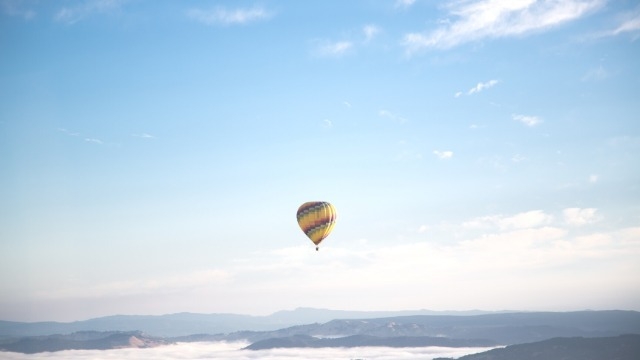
[1,0,639,322]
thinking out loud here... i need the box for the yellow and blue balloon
[296,201,337,251]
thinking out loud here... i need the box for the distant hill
[0,308,504,338]
[435,334,640,360]
[232,310,640,345]
[245,334,497,350]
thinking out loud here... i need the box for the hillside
[245,334,497,350]
[438,334,640,360]
[230,310,640,345]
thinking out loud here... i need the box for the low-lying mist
[0,341,496,360]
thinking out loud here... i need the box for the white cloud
[563,207,599,226]
[363,24,381,42]
[132,133,155,139]
[55,0,127,24]
[468,79,499,94]
[463,210,553,231]
[226,219,640,312]
[323,119,333,128]
[602,8,640,39]
[84,138,103,144]
[16,210,640,321]
[513,113,542,127]
[187,6,272,26]
[395,0,417,9]
[457,79,499,97]
[313,40,353,57]
[378,109,407,123]
[343,101,352,108]
[433,150,453,159]
[401,0,604,53]
[1,0,36,19]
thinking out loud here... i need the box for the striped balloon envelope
[296,201,337,250]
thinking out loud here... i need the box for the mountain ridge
[0,307,516,338]
[1,310,639,354]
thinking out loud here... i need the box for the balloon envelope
[296,201,337,247]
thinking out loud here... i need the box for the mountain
[267,307,499,325]
[245,334,497,350]
[434,334,640,360]
[233,310,640,345]
[0,308,502,338]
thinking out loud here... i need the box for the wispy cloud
[457,79,499,97]
[84,138,103,145]
[611,16,640,39]
[563,207,599,226]
[511,154,526,163]
[38,269,230,300]
[1,0,36,19]
[513,113,542,127]
[59,128,114,146]
[314,40,353,57]
[433,150,453,159]
[395,0,417,9]
[395,140,422,162]
[323,119,333,128]
[600,7,640,40]
[314,24,381,58]
[581,65,609,81]
[402,0,604,53]
[468,79,498,94]
[132,133,156,139]
[363,24,381,42]
[58,128,80,137]
[463,210,553,230]
[187,6,272,26]
[55,0,127,25]
[379,109,407,123]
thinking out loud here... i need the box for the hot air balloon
[296,201,337,251]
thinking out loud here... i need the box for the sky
[1,0,639,323]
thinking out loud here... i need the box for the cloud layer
[14,208,636,320]
[0,341,497,360]
[513,114,543,126]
